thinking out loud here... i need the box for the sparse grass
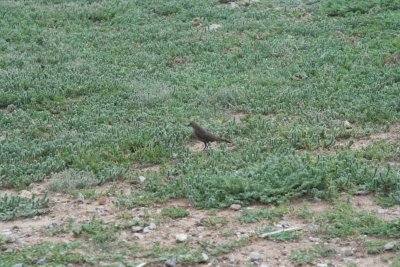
[239,205,287,223]
[0,242,94,266]
[317,202,400,238]
[161,207,190,219]
[290,245,336,266]
[47,169,99,193]
[201,216,229,228]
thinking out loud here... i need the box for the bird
[188,121,231,150]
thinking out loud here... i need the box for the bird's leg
[203,142,207,150]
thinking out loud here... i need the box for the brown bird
[188,121,231,150]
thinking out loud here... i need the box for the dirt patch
[231,112,248,123]
[131,163,161,172]
[350,125,400,151]
[1,182,400,266]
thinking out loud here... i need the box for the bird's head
[187,121,195,127]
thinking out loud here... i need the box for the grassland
[1,0,400,266]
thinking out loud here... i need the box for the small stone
[355,190,369,196]
[36,258,47,265]
[176,233,188,243]
[343,257,353,264]
[228,2,240,8]
[191,17,203,26]
[67,264,74,267]
[384,241,397,251]
[260,264,271,267]
[340,247,353,256]
[200,253,209,263]
[165,258,177,267]
[230,204,241,211]
[142,227,151,233]
[138,176,146,183]
[209,24,223,31]
[131,226,143,233]
[6,104,16,113]
[13,264,23,267]
[378,208,388,214]
[77,193,85,203]
[325,246,337,255]
[316,264,328,267]
[343,120,353,129]
[19,190,32,198]
[249,251,261,262]
[392,211,400,216]
[312,197,322,202]
[132,233,144,240]
[148,222,157,230]
[309,237,321,242]
[98,196,107,205]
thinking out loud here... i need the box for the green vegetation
[290,245,336,266]
[239,206,287,223]
[1,0,400,265]
[47,169,99,193]
[317,202,400,238]
[161,207,190,219]
[0,242,94,266]
[0,194,49,221]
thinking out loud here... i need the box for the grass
[161,207,190,219]
[1,0,400,265]
[0,194,49,221]
[239,205,287,223]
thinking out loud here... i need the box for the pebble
[200,253,209,263]
[175,233,188,243]
[138,176,146,183]
[228,2,240,8]
[148,222,157,230]
[260,263,271,267]
[98,196,107,205]
[249,251,261,262]
[340,247,353,256]
[36,258,47,265]
[142,227,151,233]
[316,264,328,267]
[378,208,388,214]
[13,264,23,267]
[132,233,144,240]
[343,257,353,264]
[384,241,397,251]
[230,204,241,211]
[355,190,369,196]
[392,211,400,216]
[131,226,143,233]
[6,104,16,113]
[343,120,353,129]
[309,237,321,242]
[209,24,223,31]
[165,258,177,267]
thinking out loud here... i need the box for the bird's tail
[220,138,231,143]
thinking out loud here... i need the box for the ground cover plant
[1,0,400,266]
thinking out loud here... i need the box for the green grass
[161,207,190,219]
[1,0,400,263]
[239,205,287,223]
[0,194,49,221]
[317,202,400,238]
